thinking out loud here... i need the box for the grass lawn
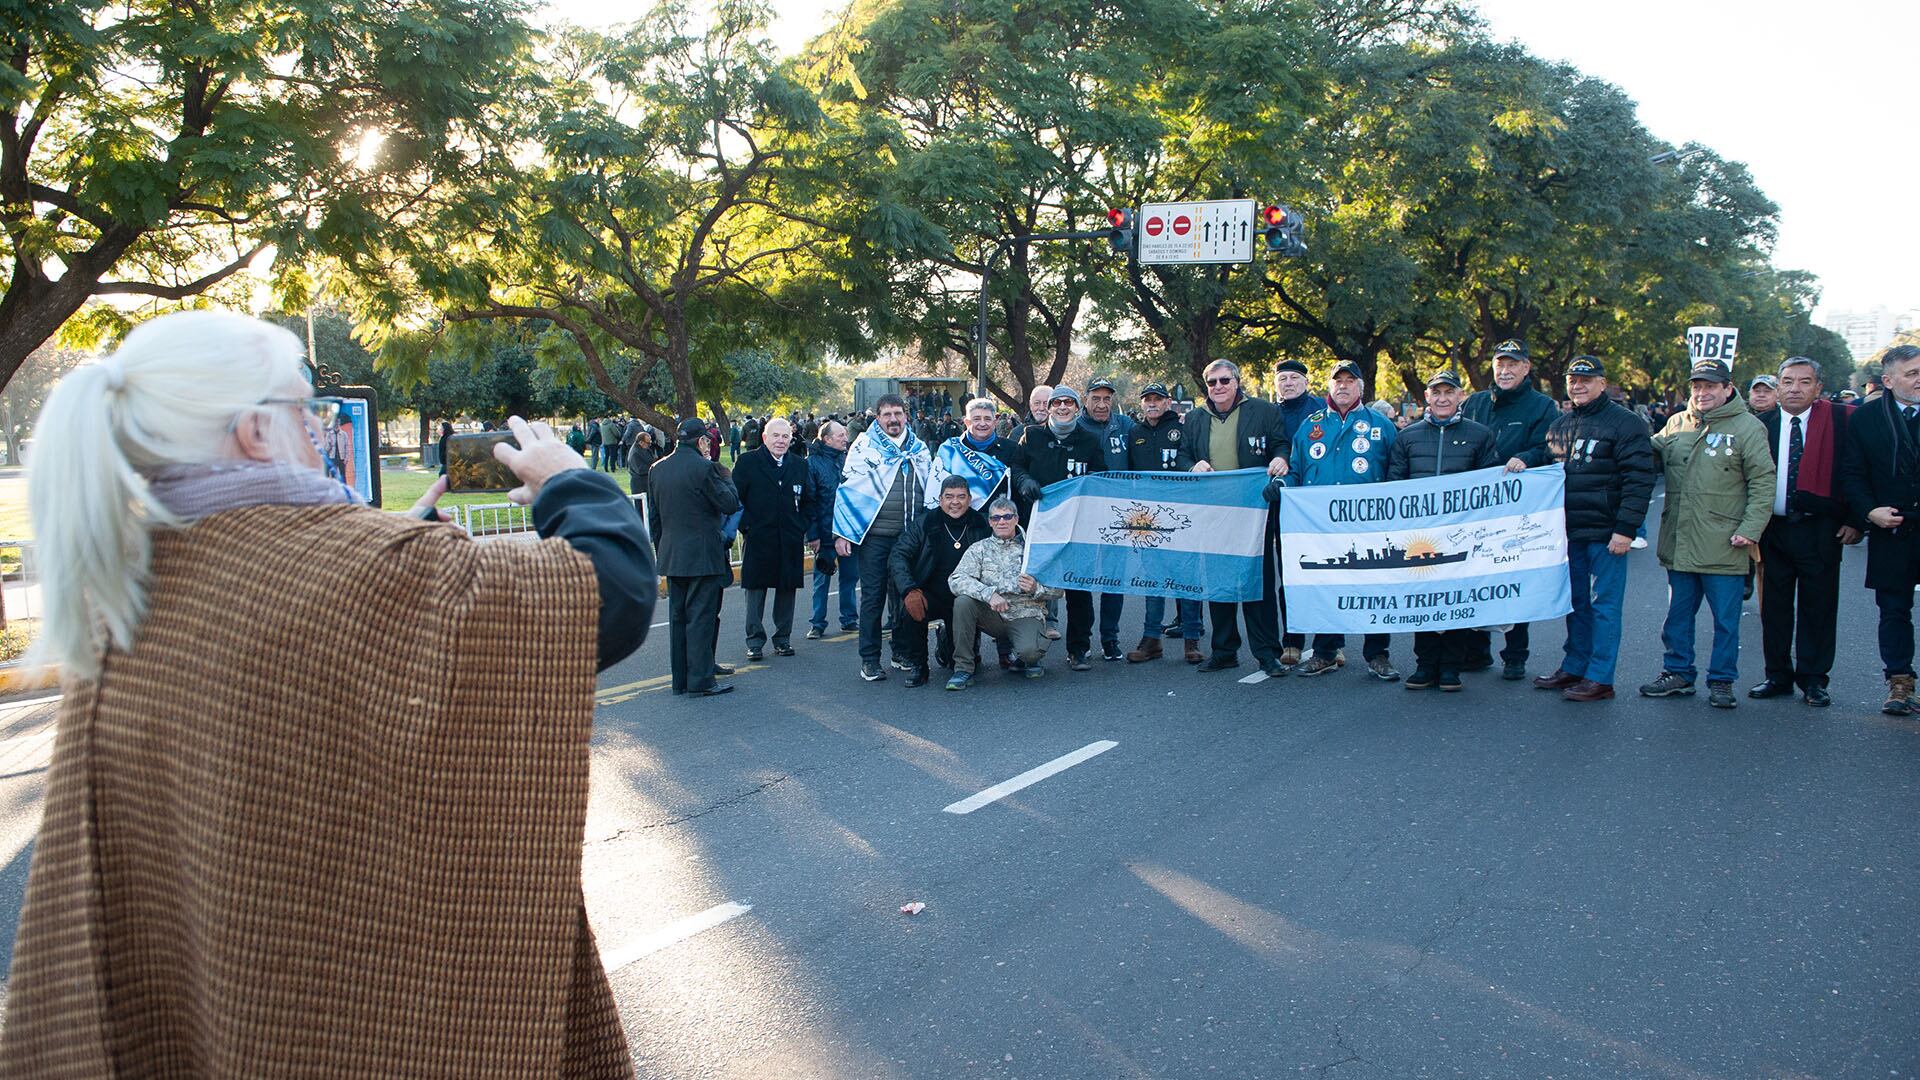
[0,472,28,541]
[379,466,640,511]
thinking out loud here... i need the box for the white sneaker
[1630,537,1648,549]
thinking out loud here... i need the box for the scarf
[1047,416,1079,438]
[831,422,931,544]
[1789,398,1840,500]
[145,461,364,523]
[928,434,1010,510]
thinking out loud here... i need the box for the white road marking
[651,620,670,628]
[600,901,753,972]
[942,740,1119,815]
[1237,671,1269,685]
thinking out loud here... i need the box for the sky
[544,0,1919,321]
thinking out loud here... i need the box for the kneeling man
[888,475,993,686]
[946,495,1058,689]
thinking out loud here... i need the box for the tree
[351,0,862,429]
[0,341,86,464]
[0,0,536,392]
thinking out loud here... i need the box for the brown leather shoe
[1126,637,1163,663]
[1184,640,1205,664]
[1532,669,1581,690]
[1562,679,1615,702]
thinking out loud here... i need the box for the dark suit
[1841,395,1920,676]
[648,445,741,693]
[734,447,813,651]
[1758,402,1854,689]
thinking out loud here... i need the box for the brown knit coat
[0,505,634,1078]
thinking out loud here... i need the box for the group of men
[643,341,1920,716]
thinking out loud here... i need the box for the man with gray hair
[945,495,1056,688]
[1752,356,1858,707]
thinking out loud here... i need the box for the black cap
[1139,382,1171,399]
[1274,359,1309,377]
[1086,377,1116,394]
[1493,339,1530,362]
[1688,359,1731,384]
[1425,370,1462,389]
[677,417,709,439]
[1566,355,1606,378]
[1330,360,1364,381]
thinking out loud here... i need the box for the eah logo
[1098,502,1193,550]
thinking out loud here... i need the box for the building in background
[1822,306,1920,358]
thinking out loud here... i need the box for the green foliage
[1,0,539,390]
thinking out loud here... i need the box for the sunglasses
[988,513,1018,522]
[1206,376,1236,386]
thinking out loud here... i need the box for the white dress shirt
[1774,406,1811,517]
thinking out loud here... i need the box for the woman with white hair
[2,310,653,1077]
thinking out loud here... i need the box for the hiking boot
[861,660,887,682]
[1279,646,1302,667]
[1438,669,1463,692]
[1639,672,1695,697]
[1126,638,1163,663]
[1501,660,1527,681]
[1884,674,1916,716]
[1533,669,1581,690]
[1069,652,1092,671]
[1706,681,1736,708]
[1184,640,1206,664]
[1405,665,1439,690]
[1296,654,1339,677]
[1563,679,1615,702]
[945,671,973,691]
[1366,655,1401,682]
[1101,639,1125,662]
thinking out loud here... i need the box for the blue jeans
[1562,541,1628,685]
[811,547,859,631]
[1099,593,1125,644]
[854,533,902,663]
[1144,596,1204,640]
[1661,569,1744,685]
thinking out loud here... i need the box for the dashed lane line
[942,740,1119,815]
[600,901,754,972]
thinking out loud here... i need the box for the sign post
[1136,200,1257,266]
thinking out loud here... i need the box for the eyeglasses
[988,513,1018,522]
[261,397,342,426]
[1049,400,1078,409]
[1206,377,1236,386]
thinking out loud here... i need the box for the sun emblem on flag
[1099,502,1192,549]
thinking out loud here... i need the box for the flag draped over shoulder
[1279,464,1573,634]
[925,437,1009,510]
[1023,469,1272,602]
[831,423,931,544]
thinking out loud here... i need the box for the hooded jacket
[1651,395,1774,574]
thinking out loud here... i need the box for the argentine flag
[925,437,1010,509]
[1024,469,1272,602]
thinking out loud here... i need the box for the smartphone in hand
[444,432,519,492]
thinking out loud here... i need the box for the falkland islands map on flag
[1023,469,1273,603]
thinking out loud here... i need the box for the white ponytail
[28,310,311,680]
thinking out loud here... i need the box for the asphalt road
[1,493,1917,1078]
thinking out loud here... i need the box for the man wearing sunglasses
[1184,359,1292,676]
[947,496,1058,688]
[1018,386,1109,670]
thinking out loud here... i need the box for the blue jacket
[1079,412,1136,472]
[1288,405,1398,486]
[806,439,846,543]
[1277,393,1325,448]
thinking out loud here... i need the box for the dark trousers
[743,587,796,651]
[668,574,727,693]
[1759,515,1842,688]
[1312,632,1390,660]
[1469,623,1528,664]
[1414,629,1478,672]
[1210,539,1281,663]
[1876,587,1917,678]
[896,591,955,672]
[1098,592,1125,645]
[854,532,902,662]
[1063,589,1095,656]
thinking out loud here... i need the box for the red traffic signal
[1262,205,1288,227]
[1108,207,1130,228]
[1106,207,1134,255]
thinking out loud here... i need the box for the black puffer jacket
[1017,423,1107,491]
[1546,397,1657,542]
[1386,415,1499,480]
[889,506,991,601]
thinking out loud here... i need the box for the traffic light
[1261,204,1307,257]
[1107,207,1134,255]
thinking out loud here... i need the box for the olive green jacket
[1651,396,1775,575]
